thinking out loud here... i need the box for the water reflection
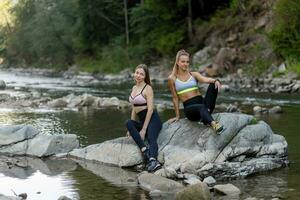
[0,171,79,200]
[0,156,79,200]
[75,159,138,187]
[70,165,149,200]
[225,170,289,199]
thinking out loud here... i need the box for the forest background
[0,0,299,77]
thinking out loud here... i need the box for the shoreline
[1,67,300,94]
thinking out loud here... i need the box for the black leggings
[126,109,162,159]
[183,83,218,124]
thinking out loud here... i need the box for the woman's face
[134,68,146,83]
[177,55,189,71]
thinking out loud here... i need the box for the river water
[0,71,299,199]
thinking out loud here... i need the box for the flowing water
[0,71,299,199]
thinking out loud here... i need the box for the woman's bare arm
[191,72,222,92]
[168,76,180,120]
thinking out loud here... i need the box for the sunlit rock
[0,125,79,157]
[0,125,38,146]
[69,137,142,167]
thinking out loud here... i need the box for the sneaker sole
[148,164,162,172]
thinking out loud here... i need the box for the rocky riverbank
[1,67,300,94]
[0,68,289,118]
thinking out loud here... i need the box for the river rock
[203,176,216,186]
[0,125,39,146]
[214,183,241,196]
[291,83,300,92]
[269,106,282,114]
[193,47,212,66]
[175,182,211,200]
[69,113,288,179]
[183,174,202,185]
[0,125,79,157]
[57,196,72,200]
[154,166,178,179]
[138,172,184,193]
[70,137,142,167]
[0,194,21,200]
[0,80,6,90]
[278,63,286,73]
[48,98,68,108]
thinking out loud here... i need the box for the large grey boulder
[70,137,142,167]
[0,125,79,157]
[0,125,39,146]
[158,113,287,178]
[69,113,288,179]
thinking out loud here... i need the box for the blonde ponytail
[171,49,190,77]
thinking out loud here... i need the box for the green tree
[77,0,124,55]
[130,0,185,56]
[6,0,79,68]
[269,0,300,63]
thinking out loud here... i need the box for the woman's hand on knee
[214,79,222,92]
[126,131,131,138]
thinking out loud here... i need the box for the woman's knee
[125,119,134,129]
[146,128,159,141]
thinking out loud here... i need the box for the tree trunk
[124,0,129,46]
[187,0,193,41]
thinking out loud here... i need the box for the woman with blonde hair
[168,50,223,133]
[126,64,162,172]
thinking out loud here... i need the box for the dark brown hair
[136,64,151,86]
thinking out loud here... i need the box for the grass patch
[76,45,142,74]
[249,117,258,125]
[289,62,300,77]
[254,58,272,75]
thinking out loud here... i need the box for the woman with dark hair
[126,64,162,172]
[168,50,224,133]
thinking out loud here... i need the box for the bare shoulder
[190,71,204,81]
[144,84,153,98]
[168,74,176,82]
[145,84,153,93]
[190,71,200,77]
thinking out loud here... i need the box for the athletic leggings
[126,109,162,159]
[183,83,218,124]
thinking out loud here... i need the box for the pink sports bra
[129,84,147,107]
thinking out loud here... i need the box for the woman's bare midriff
[178,90,201,103]
[133,105,148,114]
